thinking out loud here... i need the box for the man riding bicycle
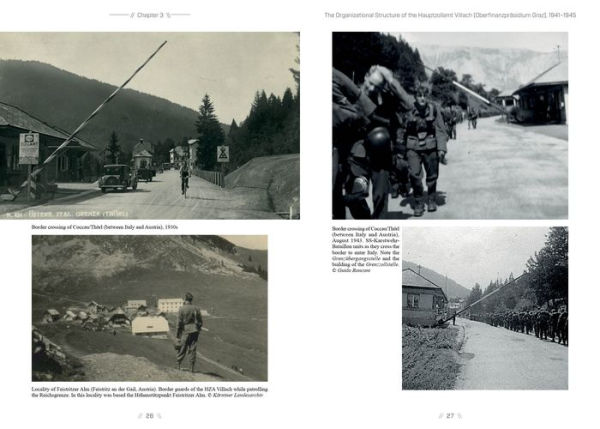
[180,161,190,196]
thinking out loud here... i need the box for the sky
[0,32,298,124]
[403,227,550,289]
[391,32,568,52]
[397,32,567,52]
[221,235,267,250]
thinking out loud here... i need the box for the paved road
[385,117,568,219]
[455,318,568,390]
[3,170,279,219]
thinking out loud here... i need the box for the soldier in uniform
[397,86,448,217]
[360,66,412,212]
[557,309,568,346]
[537,309,551,341]
[176,292,203,372]
[549,309,560,342]
[532,308,540,337]
[442,105,458,140]
[467,106,478,129]
[332,68,377,219]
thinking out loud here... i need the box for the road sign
[19,132,40,165]
[217,145,230,163]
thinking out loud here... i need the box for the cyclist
[180,161,190,196]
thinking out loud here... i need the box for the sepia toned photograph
[333,32,567,219]
[402,227,567,390]
[1,32,299,219]
[32,235,267,382]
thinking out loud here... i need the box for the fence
[193,168,224,187]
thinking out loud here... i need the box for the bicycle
[181,175,189,198]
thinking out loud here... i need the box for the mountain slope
[416,45,568,93]
[0,60,228,152]
[403,260,470,299]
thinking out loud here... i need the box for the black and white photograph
[333,32,568,219]
[32,235,268,382]
[402,227,568,390]
[0,32,300,219]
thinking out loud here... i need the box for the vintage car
[137,167,156,182]
[98,164,138,192]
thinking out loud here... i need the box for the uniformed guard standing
[398,86,448,217]
[176,292,203,372]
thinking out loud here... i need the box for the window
[58,155,69,172]
[407,293,419,308]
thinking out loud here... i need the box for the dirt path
[385,117,568,219]
[455,318,568,389]
[82,353,221,381]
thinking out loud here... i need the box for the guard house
[512,61,568,124]
[402,268,448,327]
[158,298,184,313]
[132,139,153,170]
[0,101,99,188]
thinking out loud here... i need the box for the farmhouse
[86,301,107,314]
[513,61,568,124]
[108,307,130,327]
[42,309,61,324]
[131,316,169,336]
[402,268,448,327]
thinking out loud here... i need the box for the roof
[497,90,516,98]
[132,140,153,156]
[514,61,568,94]
[46,309,60,316]
[133,150,152,158]
[0,101,97,150]
[111,307,126,315]
[402,268,441,289]
[131,316,169,334]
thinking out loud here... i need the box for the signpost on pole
[216,145,229,188]
[19,132,40,200]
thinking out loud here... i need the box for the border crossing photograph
[332,32,568,219]
[0,33,300,219]
[401,227,568,390]
[32,235,268,382]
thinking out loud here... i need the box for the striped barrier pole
[17,40,168,195]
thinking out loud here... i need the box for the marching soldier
[360,65,412,214]
[557,309,568,346]
[550,309,560,342]
[332,68,377,219]
[397,86,448,217]
[537,309,551,340]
